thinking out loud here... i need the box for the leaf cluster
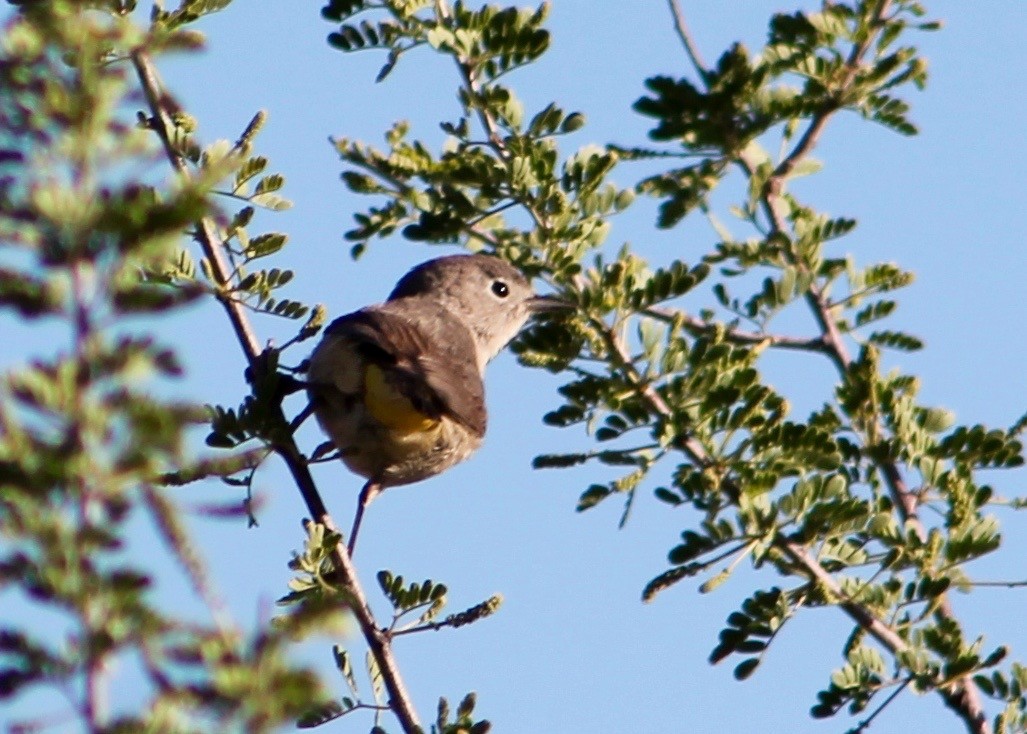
[0,5,328,731]
[68,0,1018,731]
[633,3,933,229]
[138,109,319,330]
[295,1,1023,730]
[294,561,500,730]
[320,2,631,274]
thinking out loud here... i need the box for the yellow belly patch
[364,363,439,433]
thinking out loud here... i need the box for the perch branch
[131,50,422,733]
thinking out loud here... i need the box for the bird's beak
[527,294,573,314]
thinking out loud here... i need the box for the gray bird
[306,254,563,551]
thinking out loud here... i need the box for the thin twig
[391,618,458,637]
[130,50,422,733]
[435,0,506,151]
[772,0,886,184]
[850,677,914,734]
[966,580,1027,589]
[644,306,829,353]
[69,255,109,730]
[666,0,709,80]
[779,540,908,653]
[130,59,262,360]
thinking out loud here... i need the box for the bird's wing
[316,307,487,437]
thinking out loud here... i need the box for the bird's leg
[348,479,382,554]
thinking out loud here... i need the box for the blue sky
[4,2,1027,732]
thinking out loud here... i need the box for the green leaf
[296,700,347,729]
[974,674,995,697]
[654,487,683,506]
[254,173,284,194]
[561,112,585,133]
[668,530,719,565]
[867,330,923,351]
[533,453,589,468]
[699,568,730,594]
[366,651,384,706]
[852,300,896,328]
[733,657,760,680]
[788,157,822,179]
[333,645,359,697]
[0,270,63,317]
[577,484,611,511]
[246,233,288,258]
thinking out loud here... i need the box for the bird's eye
[491,280,509,298]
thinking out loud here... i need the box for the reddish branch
[130,51,422,733]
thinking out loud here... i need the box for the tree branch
[434,0,557,239]
[663,4,989,732]
[772,0,888,183]
[597,306,988,732]
[595,318,908,651]
[643,306,830,353]
[777,539,908,653]
[435,0,508,154]
[666,0,710,81]
[130,50,422,733]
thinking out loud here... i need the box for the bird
[305,253,565,552]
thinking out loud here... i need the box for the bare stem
[851,677,914,734]
[68,251,108,731]
[666,0,709,80]
[83,652,105,731]
[130,50,422,733]
[643,306,829,353]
